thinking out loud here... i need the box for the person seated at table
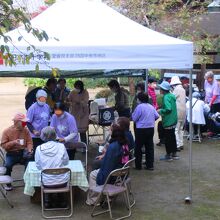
[35,126,69,208]
[1,113,33,191]
[86,123,128,205]
[50,102,79,160]
[92,117,134,170]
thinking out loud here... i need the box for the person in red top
[148,77,158,110]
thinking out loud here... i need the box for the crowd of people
[1,71,219,207]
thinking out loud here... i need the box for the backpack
[121,144,130,165]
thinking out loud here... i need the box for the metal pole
[145,69,148,92]
[185,68,193,204]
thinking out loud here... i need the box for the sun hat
[36,89,47,98]
[13,113,27,122]
[159,81,171,91]
[170,76,181,85]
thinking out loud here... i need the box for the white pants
[86,169,99,205]
[175,120,184,148]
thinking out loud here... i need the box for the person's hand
[14,139,21,146]
[58,138,65,143]
[96,154,104,160]
[33,130,40,136]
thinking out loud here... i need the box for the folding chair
[0,147,24,187]
[91,167,131,220]
[0,175,14,208]
[41,168,73,219]
[69,142,88,173]
[123,158,136,208]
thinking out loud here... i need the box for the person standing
[54,78,70,111]
[107,79,130,118]
[132,93,159,170]
[26,90,50,156]
[158,81,179,161]
[148,77,158,110]
[204,71,220,113]
[50,103,79,160]
[1,113,33,191]
[170,76,186,151]
[68,80,89,144]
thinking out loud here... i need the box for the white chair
[41,168,73,219]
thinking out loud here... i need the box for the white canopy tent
[0,0,193,73]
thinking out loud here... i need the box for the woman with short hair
[68,80,89,144]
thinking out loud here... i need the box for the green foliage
[0,0,50,70]
[106,0,220,64]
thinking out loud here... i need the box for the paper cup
[99,145,105,153]
[19,139,24,145]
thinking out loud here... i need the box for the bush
[95,89,112,99]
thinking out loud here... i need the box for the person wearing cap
[132,93,159,170]
[148,77,158,110]
[1,113,33,191]
[35,126,69,208]
[170,76,186,151]
[204,71,220,113]
[50,102,79,160]
[158,81,179,161]
[27,89,50,156]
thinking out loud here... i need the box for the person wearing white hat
[170,76,186,151]
[158,81,179,161]
[27,89,50,157]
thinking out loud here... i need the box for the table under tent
[0,0,194,202]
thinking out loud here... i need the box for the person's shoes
[177,146,184,152]
[4,184,13,191]
[156,141,164,146]
[145,167,154,171]
[160,155,173,161]
[172,153,180,160]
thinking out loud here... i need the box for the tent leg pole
[145,69,148,92]
[185,68,193,204]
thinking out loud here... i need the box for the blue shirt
[132,103,159,128]
[97,141,123,185]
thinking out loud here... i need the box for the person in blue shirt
[86,123,128,206]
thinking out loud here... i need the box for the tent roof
[0,0,193,76]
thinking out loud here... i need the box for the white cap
[170,76,181,85]
[36,89,47,98]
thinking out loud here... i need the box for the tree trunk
[197,64,206,90]
[128,77,135,96]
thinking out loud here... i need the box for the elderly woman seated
[92,117,135,170]
[86,123,130,206]
[50,102,79,160]
[35,126,69,208]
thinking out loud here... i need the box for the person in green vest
[158,81,179,161]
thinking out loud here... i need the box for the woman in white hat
[170,76,186,151]
[26,89,50,157]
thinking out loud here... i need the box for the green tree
[0,0,51,71]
